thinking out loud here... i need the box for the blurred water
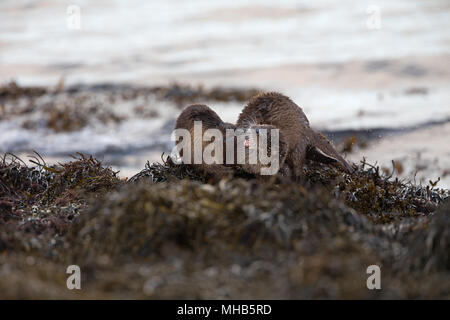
[1,0,449,75]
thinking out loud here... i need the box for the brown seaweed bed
[0,151,448,299]
[0,81,260,133]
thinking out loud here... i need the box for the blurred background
[1,0,449,186]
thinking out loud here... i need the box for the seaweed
[0,82,260,132]
[34,153,122,204]
[130,155,447,224]
[0,81,47,101]
[1,81,448,298]
[0,153,121,256]
[128,155,205,183]
[147,83,261,107]
[0,152,448,299]
[304,159,446,223]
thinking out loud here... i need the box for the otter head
[234,124,287,176]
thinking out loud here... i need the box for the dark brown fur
[174,104,235,178]
[235,124,288,177]
[236,92,353,179]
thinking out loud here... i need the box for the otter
[236,92,354,180]
[235,124,288,177]
[173,104,235,178]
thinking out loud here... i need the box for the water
[2,0,449,75]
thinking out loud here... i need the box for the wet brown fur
[236,124,288,177]
[174,104,235,179]
[237,92,354,180]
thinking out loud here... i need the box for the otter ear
[306,146,338,164]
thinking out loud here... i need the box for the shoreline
[1,81,448,188]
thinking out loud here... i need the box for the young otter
[173,104,235,178]
[236,92,353,180]
[235,124,288,176]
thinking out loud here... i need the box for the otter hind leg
[306,145,339,165]
[310,131,354,173]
